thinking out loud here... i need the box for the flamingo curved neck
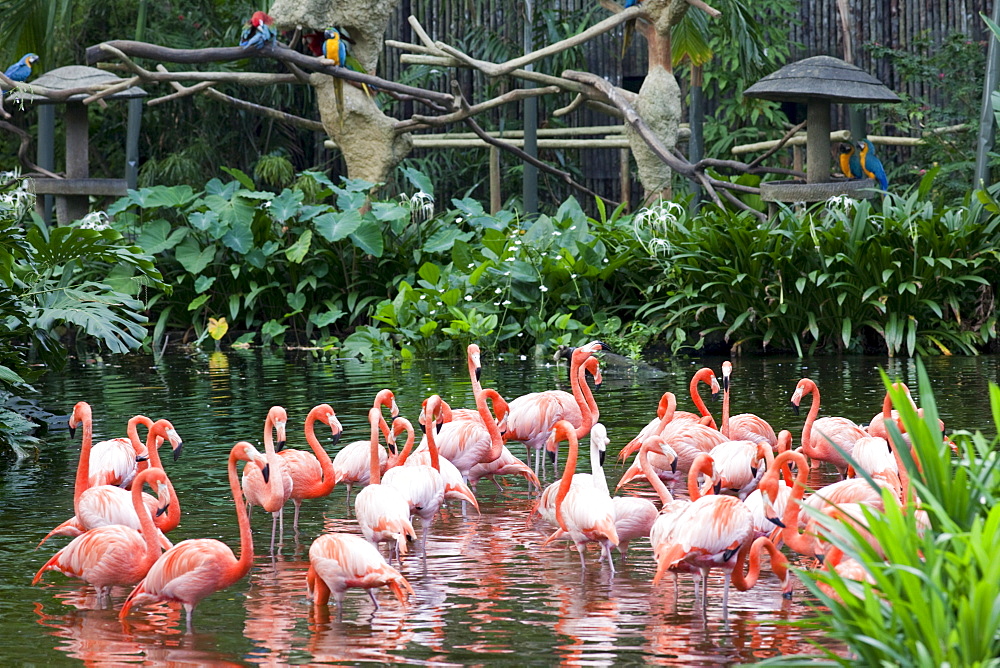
[306,410,337,495]
[393,419,416,467]
[368,410,382,485]
[721,380,731,439]
[229,451,255,580]
[799,383,821,454]
[133,470,161,556]
[554,424,579,530]
[690,369,715,422]
[732,537,786,592]
[687,455,715,500]
[775,451,816,555]
[476,390,504,461]
[640,441,674,505]
[72,411,94,515]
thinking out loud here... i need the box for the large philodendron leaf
[29,283,148,354]
[25,225,166,290]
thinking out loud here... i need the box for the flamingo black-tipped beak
[275,439,286,452]
[387,440,397,455]
[156,503,170,517]
[261,463,271,484]
[713,481,722,495]
[767,516,785,528]
[475,367,482,381]
[594,380,602,391]
[546,449,556,464]
[330,432,341,446]
[790,402,800,416]
[671,459,678,474]
[596,341,611,351]
[599,450,606,467]
[723,376,730,392]
[419,421,426,434]
[136,455,149,463]
[751,466,758,477]
[69,425,77,438]
[712,391,720,401]
[782,591,794,600]
[173,443,183,461]
[436,422,443,434]
[722,547,739,562]
[815,553,825,565]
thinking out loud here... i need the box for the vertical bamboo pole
[490,146,501,213]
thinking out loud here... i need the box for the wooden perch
[0,120,62,179]
[398,85,561,134]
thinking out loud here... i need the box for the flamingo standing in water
[331,390,397,506]
[40,418,183,546]
[383,406,447,558]
[392,411,479,511]
[622,367,720,454]
[119,441,271,632]
[790,378,867,477]
[468,445,541,493]
[720,361,777,447]
[547,419,618,572]
[33,466,171,605]
[277,403,344,529]
[87,414,155,489]
[307,533,413,614]
[242,406,293,551]
[504,340,609,476]
[354,407,416,562]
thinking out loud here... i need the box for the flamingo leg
[368,589,380,609]
[270,512,279,552]
[293,500,301,530]
[184,603,195,633]
[722,571,731,621]
[345,483,353,509]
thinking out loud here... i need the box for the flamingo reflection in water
[243,552,309,664]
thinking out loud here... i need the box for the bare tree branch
[747,120,807,169]
[398,85,561,134]
[0,120,63,179]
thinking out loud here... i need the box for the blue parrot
[838,142,863,179]
[4,53,39,83]
[323,29,373,97]
[857,139,888,191]
[240,11,276,49]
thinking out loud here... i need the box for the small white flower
[552,231,561,236]
[519,355,527,360]
[429,310,436,315]
[569,225,576,230]
[467,263,475,269]
[570,274,577,279]
[539,285,549,292]
[502,300,511,305]
[503,271,510,276]
[505,257,515,262]
[495,288,502,294]
[78,211,110,230]
[517,332,523,337]
[603,258,609,263]
[541,252,548,257]
[464,295,472,301]
[514,239,522,246]
[456,217,464,223]
[493,301,500,306]
[420,295,426,300]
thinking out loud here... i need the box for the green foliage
[763,363,1000,666]
[636,175,1000,356]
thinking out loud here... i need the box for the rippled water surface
[3,351,997,665]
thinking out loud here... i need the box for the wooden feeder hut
[743,56,899,204]
[10,65,146,224]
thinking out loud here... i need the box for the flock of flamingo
[31,341,942,631]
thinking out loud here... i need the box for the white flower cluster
[0,168,35,221]
[633,200,685,257]
[400,190,434,223]
[77,210,110,230]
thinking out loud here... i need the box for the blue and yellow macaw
[838,142,863,179]
[323,28,373,101]
[4,53,39,83]
[621,0,642,58]
[857,139,888,191]
[240,11,276,49]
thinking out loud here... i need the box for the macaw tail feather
[622,20,636,59]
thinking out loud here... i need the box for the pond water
[2,351,997,665]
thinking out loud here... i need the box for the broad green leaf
[349,219,384,257]
[269,189,305,223]
[422,226,474,253]
[195,275,216,293]
[400,166,434,197]
[175,239,216,275]
[284,229,312,264]
[188,294,210,311]
[287,292,306,312]
[220,166,256,190]
[418,262,441,285]
[137,219,188,254]
[371,202,411,223]
[314,210,363,242]
[222,223,254,254]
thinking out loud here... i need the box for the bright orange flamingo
[866,383,916,441]
[34,466,171,605]
[277,403,344,529]
[743,431,794,540]
[505,341,609,476]
[720,361,777,446]
[546,419,619,573]
[652,456,754,620]
[87,415,155,489]
[383,405,448,558]
[40,419,183,546]
[331,390,396,506]
[790,378,867,477]
[543,355,605,466]
[354,407,416,563]
[307,533,413,614]
[242,406,293,550]
[621,367,721,456]
[730,536,794,597]
[119,441,270,632]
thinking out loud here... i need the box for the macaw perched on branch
[838,142,863,179]
[857,139,888,191]
[322,27,374,129]
[621,0,642,58]
[4,53,39,83]
[240,11,276,50]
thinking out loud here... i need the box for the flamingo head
[314,404,342,446]
[789,379,814,414]
[69,401,91,437]
[235,441,269,483]
[468,343,482,381]
[721,360,733,392]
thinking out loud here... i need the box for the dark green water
[2,351,996,665]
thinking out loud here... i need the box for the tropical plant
[761,363,1000,666]
[637,172,1000,356]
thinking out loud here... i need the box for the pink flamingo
[743,431,794,539]
[331,389,397,505]
[391,412,479,510]
[33,466,171,605]
[622,367,721,456]
[87,415,155,489]
[40,418,183,546]
[383,406,448,558]
[307,533,413,613]
[353,407,416,562]
[277,403,344,529]
[720,361,777,446]
[119,441,270,631]
[242,406,293,551]
[705,439,773,499]
[790,378,867,477]
[505,340,608,475]
[467,445,541,492]
[547,420,619,572]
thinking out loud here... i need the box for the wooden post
[619,148,631,211]
[37,105,55,223]
[489,145,501,214]
[806,100,831,184]
[61,102,90,223]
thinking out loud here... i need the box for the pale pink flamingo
[720,361,777,446]
[307,532,413,613]
[331,390,397,505]
[392,413,479,510]
[743,431,794,540]
[706,439,773,499]
[546,419,619,572]
[846,435,900,494]
[383,406,448,558]
[816,544,875,600]
[87,415,155,489]
[242,406,293,551]
[40,419,183,546]
[118,441,270,632]
[467,445,541,492]
[531,418,610,530]
[353,407,416,562]
[652,455,754,619]
[790,378,868,477]
[277,403,344,528]
[33,466,171,605]
[866,383,919,441]
[621,367,721,456]
[504,340,608,475]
